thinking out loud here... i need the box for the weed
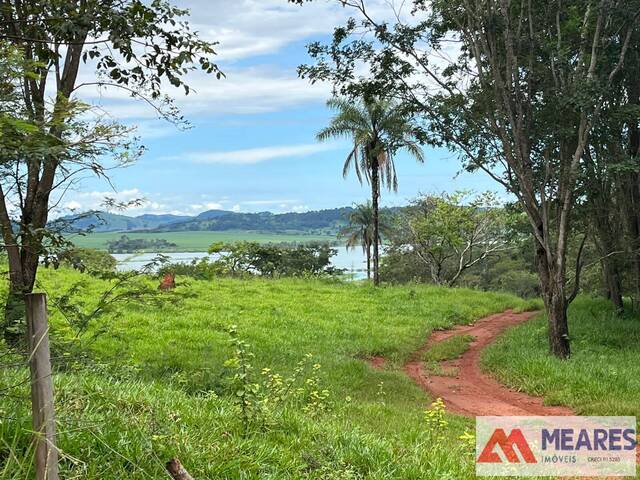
[424,334,475,363]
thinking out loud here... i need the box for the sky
[60,0,499,218]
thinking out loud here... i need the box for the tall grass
[0,267,536,478]
[482,296,640,416]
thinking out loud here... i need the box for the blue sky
[61,0,498,217]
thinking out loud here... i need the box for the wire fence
[0,351,180,478]
[0,296,189,479]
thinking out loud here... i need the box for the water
[111,246,369,279]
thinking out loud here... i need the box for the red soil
[404,309,573,416]
[368,356,386,370]
[367,308,640,475]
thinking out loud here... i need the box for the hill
[51,211,191,233]
[55,207,358,235]
[153,207,354,235]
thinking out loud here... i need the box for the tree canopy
[296,0,640,357]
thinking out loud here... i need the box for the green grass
[424,334,475,363]
[0,267,535,478]
[482,296,640,416]
[69,230,337,251]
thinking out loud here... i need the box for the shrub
[106,234,177,253]
[55,248,117,274]
[208,241,341,277]
[159,242,343,280]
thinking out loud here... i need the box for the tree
[317,97,424,285]
[298,0,639,358]
[580,26,640,313]
[0,1,221,344]
[394,191,512,286]
[339,201,389,279]
[206,241,340,278]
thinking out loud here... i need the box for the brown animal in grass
[158,273,176,291]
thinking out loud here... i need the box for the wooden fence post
[166,458,195,480]
[26,293,59,480]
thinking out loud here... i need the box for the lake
[111,246,369,279]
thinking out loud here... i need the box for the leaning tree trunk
[371,162,380,286]
[535,230,571,359]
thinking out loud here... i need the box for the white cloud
[64,200,82,211]
[77,66,332,120]
[181,0,407,61]
[182,0,354,62]
[69,0,405,121]
[205,202,224,210]
[52,188,147,217]
[241,199,296,206]
[51,189,319,218]
[180,142,339,165]
[289,204,309,213]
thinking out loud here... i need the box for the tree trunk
[366,244,371,279]
[546,284,571,359]
[601,255,624,314]
[2,210,48,347]
[625,68,640,307]
[590,204,625,314]
[2,246,30,348]
[371,161,380,286]
[535,228,571,359]
[3,289,26,348]
[625,175,640,303]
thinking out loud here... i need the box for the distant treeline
[55,206,404,236]
[107,235,177,253]
[152,207,358,235]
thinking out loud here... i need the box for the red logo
[478,428,537,464]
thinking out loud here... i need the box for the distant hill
[153,207,354,235]
[131,213,192,229]
[194,210,235,221]
[54,207,361,236]
[51,211,193,233]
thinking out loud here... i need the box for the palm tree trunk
[366,243,371,279]
[371,161,380,286]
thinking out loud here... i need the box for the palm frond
[319,96,424,194]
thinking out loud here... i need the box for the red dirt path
[369,308,640,473]
[403,309,573,416]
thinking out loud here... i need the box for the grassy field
[0,267,535,479]
[70,230,337,251]
[482,296,640,417]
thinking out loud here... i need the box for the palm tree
[318,97,424,285]
[339,201,391,279]
[339,202,375,279]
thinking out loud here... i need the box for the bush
[209,241,341,277]
[158,257,226,280]
[159,242,343,280]
[494,270,540,299]
[55,248,117,274]
[106,234,177,253]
